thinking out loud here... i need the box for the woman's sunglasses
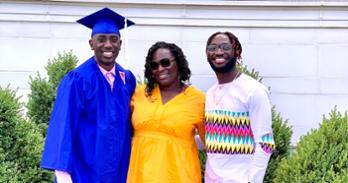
[150,58,175,70]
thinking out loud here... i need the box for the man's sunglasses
[150,58,175,70]
[207,43,233,52]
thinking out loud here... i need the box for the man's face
[89,33,122,68]
[206,34,236,73]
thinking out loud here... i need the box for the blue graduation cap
[77,7,135,37]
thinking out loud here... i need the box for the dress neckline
[155,85,191,106]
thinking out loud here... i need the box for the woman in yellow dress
[127,41,205,183]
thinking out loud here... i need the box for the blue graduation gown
[41,57,136,183]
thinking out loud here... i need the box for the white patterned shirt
[205,73,275,183]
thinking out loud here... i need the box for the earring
[237,58,243,66]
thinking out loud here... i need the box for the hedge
[274,108,348,183]
[0,87,53,182]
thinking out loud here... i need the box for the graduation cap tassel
[124,17,128,68]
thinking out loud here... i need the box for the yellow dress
[127,85,205,183]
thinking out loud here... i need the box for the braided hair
[206,31,242,60]
[144,41,191,96]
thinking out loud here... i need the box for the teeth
[159,74,168,79]
[215,58,225,64]
[103,52,113,57]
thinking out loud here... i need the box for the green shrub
[0,160,20,183]
[46,50,79,90]
[198,150,206,182]
[274,108,348,183]
[0,86,20,156]
[27,50,78,134]
[0,87,21,183]
[199,65,293,182]
[264,107,292,182]
[26,74,54,134]
[0,87,53,182]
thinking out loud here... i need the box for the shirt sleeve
[55,170,73,183]
[248,86,275,183]
[41,72,85,173]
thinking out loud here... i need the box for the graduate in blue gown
[41,8,136,183]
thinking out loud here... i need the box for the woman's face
[150,48,180,88]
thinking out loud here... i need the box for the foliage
[199,149,207,182]
[27,50,78,134]
[198,64,293,183]
[0,86,53,182]
[0,160,19,183]
[46,51,79,90]
[26,74,54,134]
[274,108,348,183]
[0,86,20,154]
[238,64,262,83]
[264,107,292,182]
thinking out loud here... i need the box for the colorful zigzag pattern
[260,133,275,154]
[205,110,275,154]
[205,110,255,154]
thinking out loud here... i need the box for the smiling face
[89,33,122,70]
[151,48,180,88]
[206,33,237,73]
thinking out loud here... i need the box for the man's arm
[41,72,84,174]
[248,86,275,183]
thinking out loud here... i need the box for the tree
[27,50,78,135]
[0,86,53,182]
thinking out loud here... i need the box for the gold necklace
[213,71,240,107]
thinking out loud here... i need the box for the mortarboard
[77,7,135,37]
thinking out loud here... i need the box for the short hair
[206,31,242,60]
[144,41,191,96]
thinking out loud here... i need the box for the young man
[41,8,136,183]
[204,31,275,183]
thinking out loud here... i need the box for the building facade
[1,0,348,143]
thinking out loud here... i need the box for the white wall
[1,0,348,143]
